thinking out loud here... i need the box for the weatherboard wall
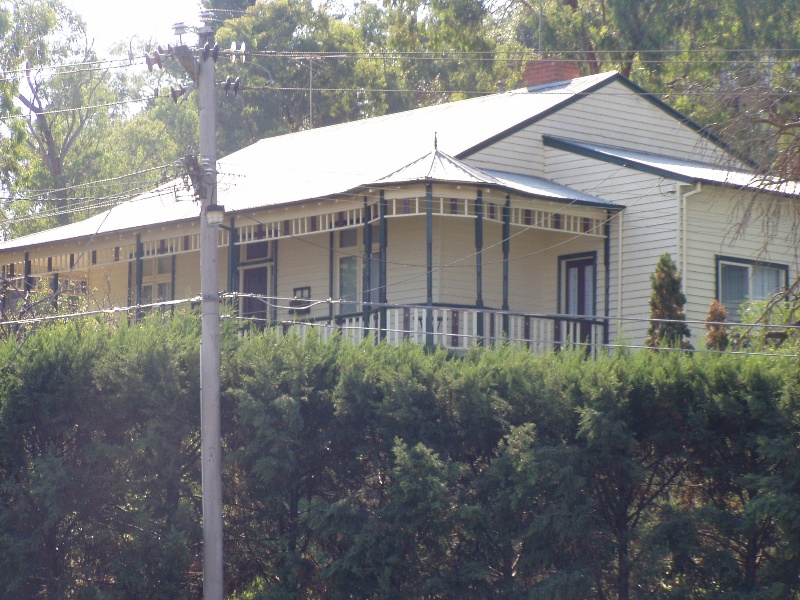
[541,142,681,344]
[683,186,800,334]
[465,79,735,179]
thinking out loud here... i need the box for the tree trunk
[617,533,631,600]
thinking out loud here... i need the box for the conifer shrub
[646,253,692,349]
[705,299,729,351]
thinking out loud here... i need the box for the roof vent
[523,60,580,88]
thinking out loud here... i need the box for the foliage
[0,0,194,239]
[0,5,26,202]
[0,314,201,599]
[646,253,692,349]
[0,277,88,336]
[730,284,800,354]
[3,317,800,598]
[705,298,729,351]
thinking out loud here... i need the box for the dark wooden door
[242,266,270,324]
[564,257,594,345]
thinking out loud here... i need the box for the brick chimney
[523,60,581,88]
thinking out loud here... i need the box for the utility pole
[173,12,225,599]
[155,13,224,597]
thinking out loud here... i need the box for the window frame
[557,251,597,318]
[715,255,789,319]
[556,251,597,346]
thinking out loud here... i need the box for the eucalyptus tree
[1,0,117,232]
[490,0,688,77]
[0,7,26,209]
[0,0,191,238]
[212,0,385,156]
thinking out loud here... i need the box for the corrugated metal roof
[544,136,800,196]
[0,183,198,251]
[371,147,618,208]
[0,71,620,252]
[376,147,504,185]
[215,71,617,212]
[482,169,618,208]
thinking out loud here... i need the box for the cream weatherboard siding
[86,261,128,309]
[386,215,428,306]
[611,188,679,347]
[467,79,736,180]
[682,186,800,339]
[276,234,329,320]
[480,220,505,310]
[466,128,544,176]
[536,142,682,345]
[437,214,476,306]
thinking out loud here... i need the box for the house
[1,61,797,351]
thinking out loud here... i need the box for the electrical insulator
[145,51,163,71]
[170,84,188,103]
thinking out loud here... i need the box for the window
[140,256,173,308]
[366,253,380,308]
[290,286,312,316]
[718,257,787,321]
[244,240,270,261]
[369,224,379,251]
[340,229,358,248]
[241,265,271,323]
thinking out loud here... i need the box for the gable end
[459,73,752,169]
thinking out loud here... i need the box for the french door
[241,265,273,325]
[562,256,595,346]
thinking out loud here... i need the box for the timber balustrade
[265,304,604,355]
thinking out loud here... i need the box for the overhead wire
[2,291,798,359]
[0,55,143,81]
[2,46,800,83]
[1,48,797,127]
[2,43,796,308]
[0,163,173,203]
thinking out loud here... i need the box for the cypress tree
[646,253,692,349]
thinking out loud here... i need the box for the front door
[241,265,272,325]
[563,257,595,346]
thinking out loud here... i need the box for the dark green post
[426,184,434,349]
[363,199,372,335]
[502,194,510,337]
[475,191,484,343]
[379,190,388,340]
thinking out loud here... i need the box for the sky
[64,0,206,55]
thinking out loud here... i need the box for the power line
[0,56,141,80]
[4,47,800,85]
[0,180,186,229]
[4,292,796,359]
[0,92,169,123]
[0,163,172,202]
